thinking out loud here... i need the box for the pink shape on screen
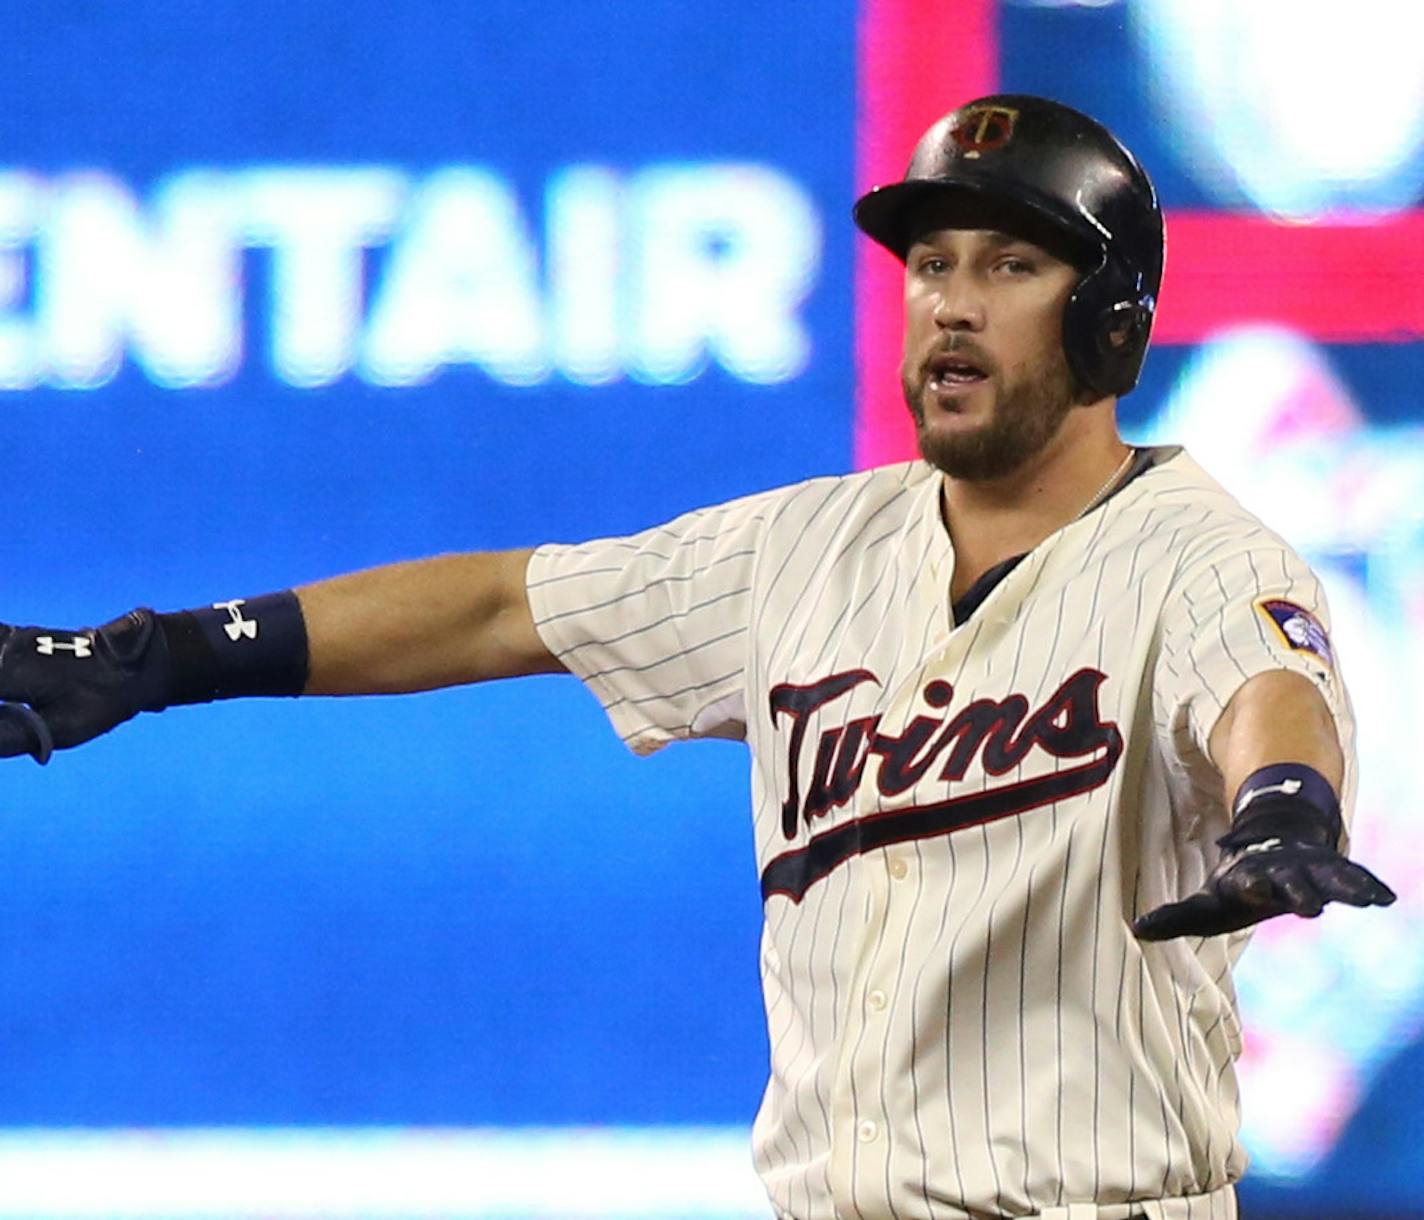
[854,0,997,470]
[1157,212,1424,347]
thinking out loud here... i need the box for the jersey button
[856,1119,878,1143]
[867,989,887,1011]
[888,857,909,880]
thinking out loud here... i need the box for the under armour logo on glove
[213,599,258,642]
[35,635,93,658]
[0,610,175,763]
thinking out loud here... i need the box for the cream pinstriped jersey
[525,448,1354,1220]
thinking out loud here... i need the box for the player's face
[900,224,1086,481]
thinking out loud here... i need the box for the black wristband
[1220,763,1342,852]
[156,591,309,706]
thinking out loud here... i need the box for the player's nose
[931,271,986,331]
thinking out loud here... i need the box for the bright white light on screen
[1133,0,1424,218]
[34,172,243,389]
[361,167,550,387]
[0,1126,769,1218]
[0,162,820,392]
[547,165,624,386]
[627,164,819,385]
[242,167,406,387]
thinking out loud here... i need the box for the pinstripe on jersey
[526,449,1355,1220]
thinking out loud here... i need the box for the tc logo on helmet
[951,105,1018,156]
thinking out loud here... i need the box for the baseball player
[0,96,1395,1219]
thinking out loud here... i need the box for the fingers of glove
[41,693,134,750]
[1226,847,1397,913]
[0,702,54,764]
[1136,853,1399,942]
[1132,890,1270,941]
[1215,858,1280,909]
[1270,866,1328,918]
[1216,854,1328,918]
[1304,856,1398,908]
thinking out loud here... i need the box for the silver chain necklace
[1075,447,1136,521]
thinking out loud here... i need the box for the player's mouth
[926,352,990,398]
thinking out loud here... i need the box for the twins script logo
[761,667,1123,902]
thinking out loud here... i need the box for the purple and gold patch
[1257,599,1334,667]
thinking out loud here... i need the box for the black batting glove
[1133,776,1396,941]
[0,610,175,763]
[0,593,309,764]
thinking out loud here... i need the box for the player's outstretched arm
[298,549,563,694]
[0,548,563,764]
[1132,669,1395,940]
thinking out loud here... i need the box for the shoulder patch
[1256,598,1334,667]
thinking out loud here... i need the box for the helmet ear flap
[1062,262,1156,398]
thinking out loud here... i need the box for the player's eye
[995,255,1036,275]
[914,255,949,275]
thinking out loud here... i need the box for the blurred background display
[2,0,1422,1215]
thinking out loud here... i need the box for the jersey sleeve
[1153,538,1357,820]
[525,488,780,756]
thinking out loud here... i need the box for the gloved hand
[0,610,173,763]
[1132,796,1396,940]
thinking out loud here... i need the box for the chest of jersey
[746,489,1181,900]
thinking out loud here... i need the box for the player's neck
[939,412,1130,593]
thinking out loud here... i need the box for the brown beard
[901,348,1083,481]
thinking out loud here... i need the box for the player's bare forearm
[1207,669,1344,835]
[298,549,565,695]
[0,547,564,762]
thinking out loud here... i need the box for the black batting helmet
[854,94,1164,398]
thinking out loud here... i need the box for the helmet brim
[853,175,1104,270]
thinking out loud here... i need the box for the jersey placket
[825,489,952,1217]
[825,834,897,1217]
[829,527,1067,1218]
[839,842,929,1219]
